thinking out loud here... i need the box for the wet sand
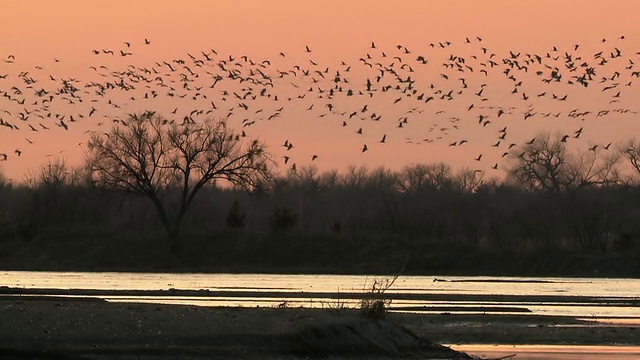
[1,288,638,359]
[393,312,639,346]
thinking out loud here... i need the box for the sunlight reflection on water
[3,271,639,359]
[2,271,639,320]
[451,344,640,360]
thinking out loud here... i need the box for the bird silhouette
[0,37,637,178]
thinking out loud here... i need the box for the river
[2,271,639,359]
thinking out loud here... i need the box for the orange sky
[1,0,640,182]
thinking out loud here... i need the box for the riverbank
[1,229,639,278]
[1,287,639,359]
[3,287,639,347]
[0,296,473,360]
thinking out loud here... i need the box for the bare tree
[25,158,71,189]
[567,146,621,188]
[87,112,272,250]
[398,163,452,193]
[453,167,485,193]
[507,133,569,193]
[290,164,320,190]
[318,169,339,189]
[340,165,369,189]
[507,132,620,193]
[620,138,640,186]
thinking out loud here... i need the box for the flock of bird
[1,35,639,176]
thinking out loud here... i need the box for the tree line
[1,114,639,275]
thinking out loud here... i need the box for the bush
[270,206,298,232]
[359,275,399,319]
[226,200,246,230]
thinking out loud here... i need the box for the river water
[2,271,639,359]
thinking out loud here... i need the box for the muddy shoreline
[1,296,471,359]
[1,288,639,359]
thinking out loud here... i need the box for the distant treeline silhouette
[1,131,640,276]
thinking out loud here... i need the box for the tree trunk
[158,216,182,253]
[170,222,183,253]
[148,195,183,253]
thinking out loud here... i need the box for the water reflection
[2,271,639,321]
[452,344,640,360]
[3,271,640,359]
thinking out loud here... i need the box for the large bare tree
[620,138,640,186]
[87,112,272,250]
[507,132,621,193]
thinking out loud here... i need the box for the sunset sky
[1,0,640,182]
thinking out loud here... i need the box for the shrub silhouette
[226,200,246,230]
[270,206,298,232]
[359,276,399,319]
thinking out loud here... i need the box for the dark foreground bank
[0,296,473,360]
[1,230,639,277]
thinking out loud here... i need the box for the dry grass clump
[359,274,399,319]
